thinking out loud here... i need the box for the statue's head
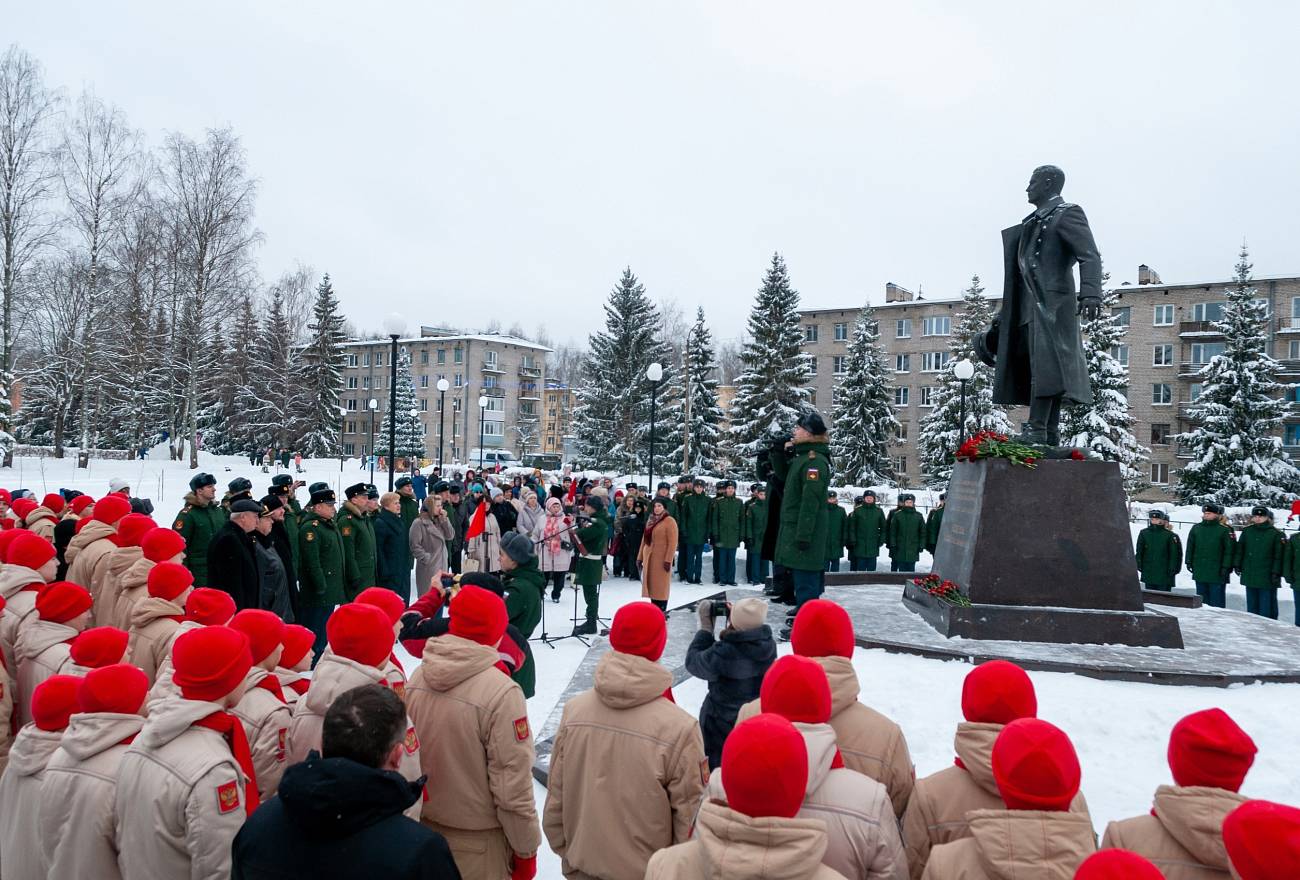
[1026,165,1065,204]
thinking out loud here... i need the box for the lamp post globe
[954,359,975,450]
[954,358,976,381]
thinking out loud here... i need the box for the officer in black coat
[206,498,263,610]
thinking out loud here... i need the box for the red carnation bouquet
[913,573,972,607]
[954,431,1040,468]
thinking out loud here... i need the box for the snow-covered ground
[8,450,1298,879]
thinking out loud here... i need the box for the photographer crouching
[685,596,776,769]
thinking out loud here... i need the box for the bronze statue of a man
[974,165,1102,445]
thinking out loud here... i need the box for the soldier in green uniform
[1283,530,1299,626]
[742,484,768,585]
[570,497,609,636]
[652,481,678,521]
[337,483,378,600]
[709,481,744,586]
[395,475,420,531]
[772,411,833,639]
[823,491,848,572]
[222,476,255,515]
[679,478,712,585]
[495,531,543,691]
[885,493,926,573]
[708,482,725,584]
[846,490,887,572]
[298,486,345,662]
[1135,508,1182,591]
[1235,505,1284,619]
[173,471,227,587]
[673,477,691,580]
[1185,502,1234,608]
[925,493,946,555]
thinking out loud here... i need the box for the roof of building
[1114,274,1300,294]
[800,295,985,316]
[338,333,553,352]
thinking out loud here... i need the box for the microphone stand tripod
[530,518,587,648]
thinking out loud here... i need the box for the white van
[469,449,523,470]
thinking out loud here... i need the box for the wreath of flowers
[912,573,972,607]
[954,431,1040,468]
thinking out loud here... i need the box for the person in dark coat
[373,492,412,605]
[206,498,263,610]
[925,493,946,555]
[253,504,293,621]
[489,487,518,534]
[1135,509,1182,591]
[1235,506,1285,619]
[885,494,926,573]
[260,494,300,619]
[685,597,777,769]
[232,684,460,880]
[846,490,886,572]
[1185,503,1234,608]
[395,476,420,534]
[823,491,848,572]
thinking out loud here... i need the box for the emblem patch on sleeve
[513,716,531,742]
[404,727,420,754]
[305,531,315,542]
[700,759,710,786]
[392,681,406,700]
[276,728,287,762]
[341,526,352,536]
[174,519,185,529]
[806,468,819,481]
[216,780,241,813]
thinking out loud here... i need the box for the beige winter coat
[921,809,1097,880]
[645,798,848,880]
[465,512,502,573]
[274,667,307,708]
[145,620,202,710]
[1101,785,1246,879]
[0,723,66,880]
[24,508,58,542]
[739,653,914,818]
[410,512,456,597]
[66,520,117,600]
[286,650,422,819]
[406,635,541,864]
[0,565,45,674]
[231,667,293,799]
[114,697,249,880]
[13,619,79,727]
[902,723,1092,880]
[109,556,154,632]
[38,711,145,880]
[97,546,143,628]
[706,721,907,880]
[126,596,185,686]
[543,650,706,880]
[0,662,12,776]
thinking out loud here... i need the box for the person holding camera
[771,410,834,640]
[685,596,777,769]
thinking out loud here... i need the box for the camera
[707,598,729,620]
[440,574,456,589]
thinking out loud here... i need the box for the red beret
[36,581,93,623]
[721,714,809,819]
[147,562,194,601]
[32,675,83,731]
[279,624,316,669]
[0,528,22,562]
[0,489,10,504]
[12,498,37,520]
[70,495,95,515]
[1074,850,1164,880]
[91,493,131,525]
[230,609,286,664]
[992,718,1081,812]
[1168,708,1257,792]
[172,625,253,702]
[7,531,56,571]
[791,599,855,659]
[609,602,668,661]
[962,660,1037,724]
[69,627,130,669]
[114,513,155,548]
[448,585,508,647]
[327,603,395,667]
[41,493,65,515]
[760,655,833,724]
[185,588,236,625]
[355,587,407,625]
[141,527,186,563]
[1223,800,1300,880]
[78,663,148,714]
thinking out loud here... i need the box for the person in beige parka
[230,609,295,800]
[125,561,192,685]
[65,493,132,610]
[145,587,237,710]
[543,601,707,880]
[92,513,153,628]
[14,581,93,727]
[59,624,130,677]
[275,624,316,706]
[112,526,186,632]
[0,532,60,676]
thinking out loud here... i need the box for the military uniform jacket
[742,498,768,548]
[573,520,608,587]
[336,501,377,599]
[926,507,945,554]
[848,504,887,557]
[173,492,228,587]
[773,438,833,572]
[886,508,926,565]
[1235,522,1284,589]
[299,512,346,608]
[398,493,420,532]
[824,503,848,562]
[1135,525,1182,588]
[678,493,712,545]
[1285,535,1300,588]
[709,496,744,549]
[1185,521,1235,584]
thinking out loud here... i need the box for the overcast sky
[11,2,1300,343]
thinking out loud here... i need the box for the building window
[895,353,911,373]
[896,319,912,339]
[832,355,847,374]
[362,376,371,390]
[1152,345,1173,367]
[1151,423,1171,445]
[484,376,500,389]
[1111,344,1129,367]
[1113,306,1131,327]
[1152,383,1172,405]
[893,456,907,475]
[346,421,356,434]
[346,376,358,389]
[345,399,358,411]
[1285,423,1300,446]
[1153,304,1174,326]
[484,350,498,367]
[454,373,463,387]
[919,386,935,407]
[1190,342,1225,364]
[921,316,951,337]
[921,351,950,372]
[1251,297,1270,317]
[419,375,429,388]
[1150,463,1170,485]
[895,422,908,442]
[833,322,848,341]
[1193,302,1224,322]
[376,352,384,367]
[421,350,429,364]
[346,354,358,367]
[1290,340,1300,359]
[808,390,817,406]
[419,399,428,412]
[362,353,371,367]
[482,421,504,438]
[894,387,910,406]
[437,349,446,364]
[343,442,355,456]
[803,324,819,343]
[454,347,463,364]
[1189,383,1202,402]
[806,356,817,376]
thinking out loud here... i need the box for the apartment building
[541,384,577,456]
[338,327,550,465]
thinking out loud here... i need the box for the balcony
[518,364,542,378]
[1276,358,1300,377]
[1179,321,1223,337]
[1179,362,1210,378]
[481,360,505,374]
[1277,317,1300,334]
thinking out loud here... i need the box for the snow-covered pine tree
[376,346,425,460]
[829,303,899,487]
[1058,277,1149,493]
[916,276,1014,483]
[296,273,347,457]
[571,267,678,473]
[728,253,812,465]
[1175,246,1300,506]
[249,285,299,452]
[669,307,727,476]
[194,324,234,454]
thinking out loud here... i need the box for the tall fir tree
[296,273,347,457]
[670,307,727,476]
[250,286,299,451]
[728,253,813,465]
[1058,277,1150,493]
[917,276,1014,484]
[829,303,899,487]
[1175,246,1300,506]
[571,267,679,473]
[376,346,425,460]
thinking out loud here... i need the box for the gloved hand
[1077,296,1103,320]
[697,601,715,631]
[797,540,811,552]
[510,854,537,880]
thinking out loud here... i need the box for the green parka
[1285,536,1300,588]
[298,511,346,609]
[573,518,608,587]
[709,496,744,549]
[925,507,945,554]
[847,504,886,559]
[1184,520,1235,584]
[173,492,228,587]
[742,498,768,550]
[772,438,833,572]
[886,506,926,565]
[1235,522,1284,589]
[503,558,544,697]
[1135,525,1182,588]
[824,501,848,563]
[336,500,377,600]
[398,493,420,532]
[679,492,713,545]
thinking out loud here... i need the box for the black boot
[572,618,597,636]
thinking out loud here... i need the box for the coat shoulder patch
[404,726,419,754]
[174,519,185,529]
[700,758,711,786]
[341,525,352,536]
[305,530,315,542]
[216,780,241,813]
[514,716,531,742]
[806,468,819,481]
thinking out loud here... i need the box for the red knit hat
[962,660,1037,724]
[114,513,155,548]
[36,581,93,623]
[31,675,83,731]
[279,624,316,669]
[609,602,668,661]
[230,610,286,664]
[721,713,809,819]
[172,625,253,702]
[147,562,194,601]
[991,718,1080,812]
[41,493,66,515]
[355,587,407,625]
[448,585,508,647]
[69,627,130,669]
[760,655,833,724]
[0,488,10,505]
[791,599,855,659]
[141,527,186,563]
[91,493,131,525]
[7,531,56,571]
[1223,800,1300,880]
[78,663,149,714]
[327,603,395,667]
[12,497,37,521]
[185,588,236,625]
[1074,850,1164,879]
[70,495,95,515]
[0,528,21,562]
[1167,708,1257,792]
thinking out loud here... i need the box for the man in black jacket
[207,498,263,610]
[233,684,460,880]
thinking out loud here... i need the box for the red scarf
[20,581,42,593]
[287,679,310,696]
[254,675,286,703]
[194,711,261,813]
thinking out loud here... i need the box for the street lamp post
[383,314,406,491]
[367,398,379,485]
[436,378,450,471]
[337,405,348,475]
[646,362,663,494]
[954,359,976,452]
[477,395,489,472]
[409,408,419,477]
